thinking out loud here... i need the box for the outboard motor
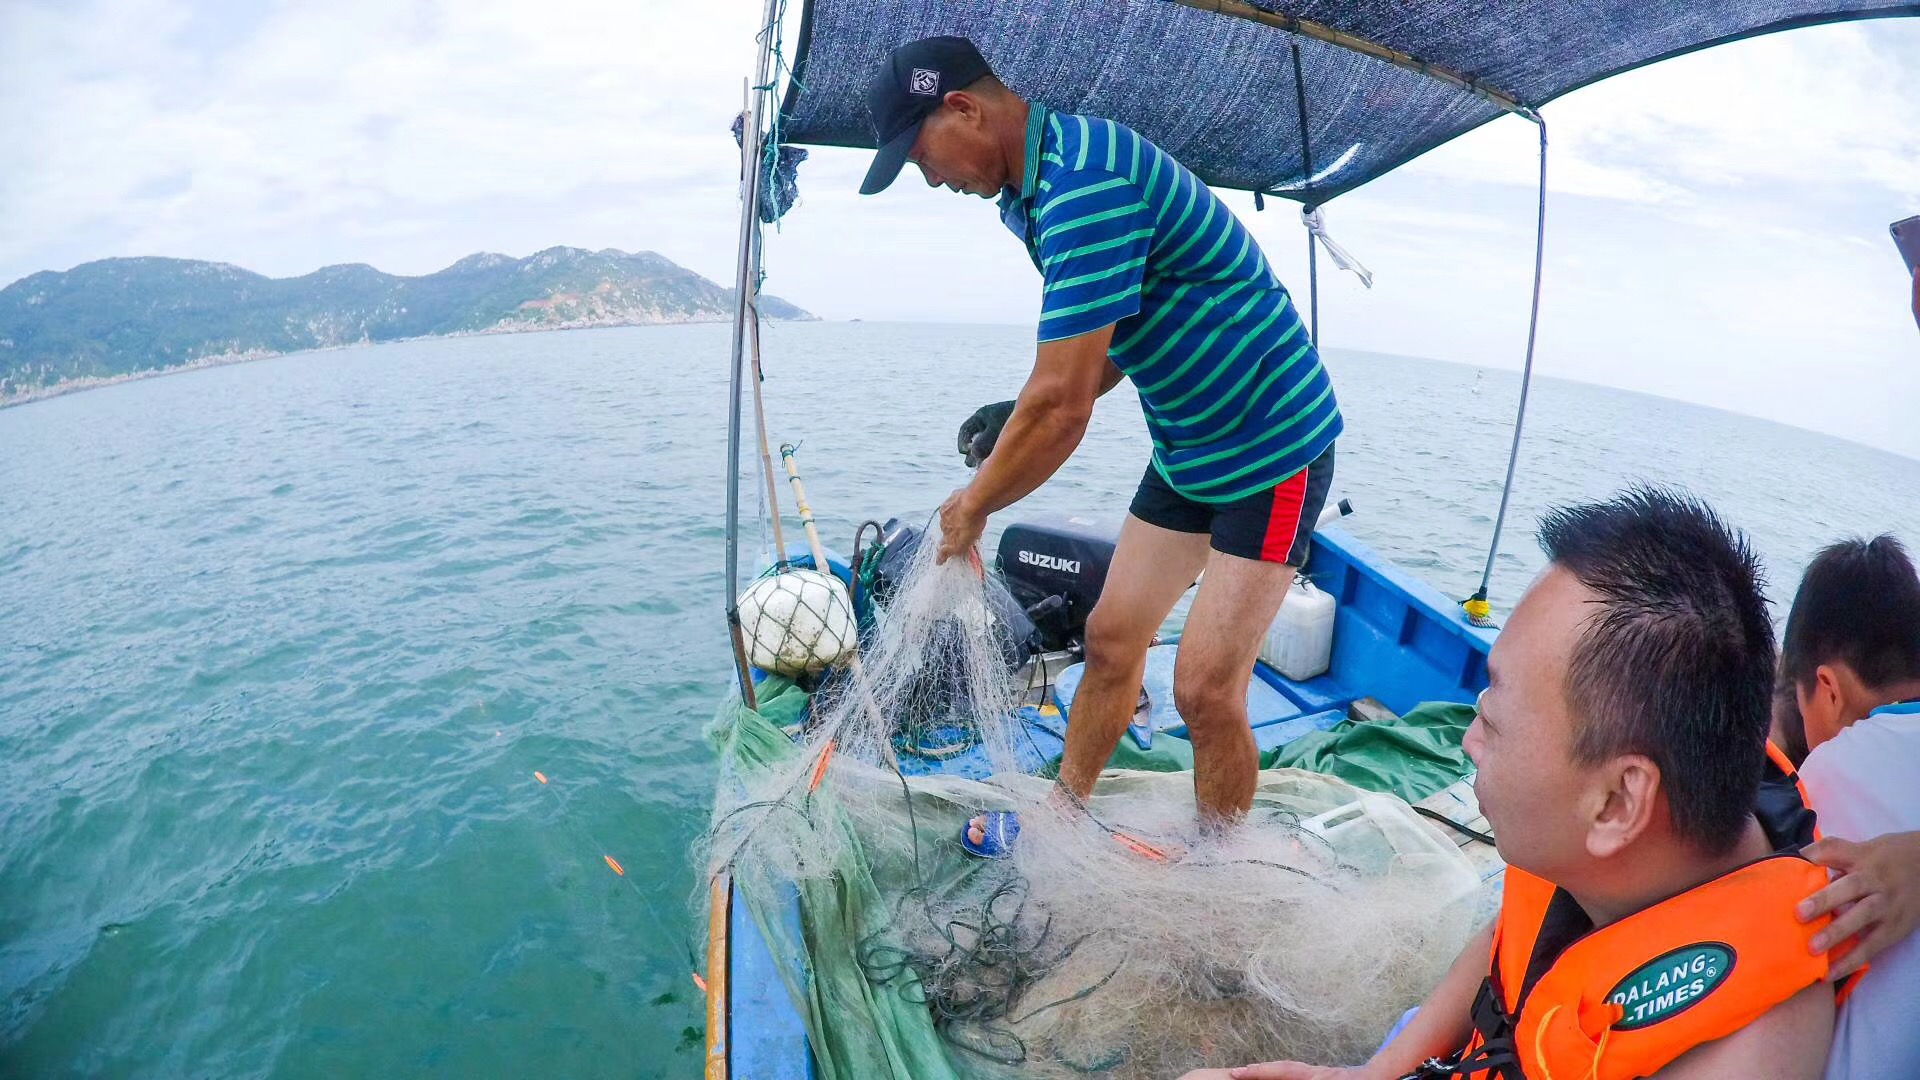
[997,512,1123,653]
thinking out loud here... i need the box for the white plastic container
[1263,575,1335,681]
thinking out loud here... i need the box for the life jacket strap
[1400,979,1524,1079]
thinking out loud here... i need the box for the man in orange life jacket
[1183,487,1839,1080]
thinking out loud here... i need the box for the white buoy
[737,568,857,677]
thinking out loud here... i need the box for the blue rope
[754,0,808,240]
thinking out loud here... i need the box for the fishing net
[708,528,1483,1078]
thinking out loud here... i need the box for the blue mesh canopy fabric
[778,0,1919,202]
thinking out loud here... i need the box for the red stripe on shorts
[1259,464,1311,564]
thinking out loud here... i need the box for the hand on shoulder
[1800,830,1920,979]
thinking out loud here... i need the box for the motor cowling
[996,512,1122,653]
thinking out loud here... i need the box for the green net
[712,677,961,1078]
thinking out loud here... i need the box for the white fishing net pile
[710,529,1481,1078]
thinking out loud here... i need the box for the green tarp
[1042,700,1477,805]
[713,677,966,1079]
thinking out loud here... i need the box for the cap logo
[908,68,940,96]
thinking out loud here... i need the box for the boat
[705,2,1920,1077]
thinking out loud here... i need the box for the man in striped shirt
[861,37,1340,832]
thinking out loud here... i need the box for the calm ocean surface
[3,321,1917,1077]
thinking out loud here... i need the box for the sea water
[3,321,1916,1077]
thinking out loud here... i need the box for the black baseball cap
[859,36,993,195]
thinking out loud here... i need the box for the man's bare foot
[962,785,1089,855]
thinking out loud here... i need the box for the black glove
[957,400,1017,468]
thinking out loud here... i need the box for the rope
[1465,113,1549,629]
[530,769,704,974]
[1413,804,1497,846]
[749,0,810,267]
[726,0,794,642]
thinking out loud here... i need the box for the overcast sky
[3,1,1917,456]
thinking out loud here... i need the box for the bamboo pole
[778,443,894,763]
[747,264,789,564]
[777,443,831,572]
[703,872,732,1080]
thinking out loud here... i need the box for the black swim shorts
[1128,443,1336,566]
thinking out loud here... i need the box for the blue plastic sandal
[960,810,1021,858]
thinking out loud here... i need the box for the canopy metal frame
[1172,0,1537,119]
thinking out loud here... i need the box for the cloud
[0,2,1915,456]
[0,0,763,283]
[1406,19,1920,206]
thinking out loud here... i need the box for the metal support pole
[1464,115,1549,627]
[1290,40,1319,344]
[711,6,779,1078]
[1306,229,1320,343]
[725,3,779,695]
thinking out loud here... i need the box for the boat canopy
[777,0,1920,203]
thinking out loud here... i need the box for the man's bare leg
[1174,549,1295,825]
[1052,516,1211,803]
[968,516,1207,847]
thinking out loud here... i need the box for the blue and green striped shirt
[999,107,1340,503]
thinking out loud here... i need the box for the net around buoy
[737,567,857,677]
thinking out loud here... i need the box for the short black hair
[1538,486,1775,855]
[1781,535,1920,694]
[1772,679,1809,767]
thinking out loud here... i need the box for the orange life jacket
[1757,739,1820,848]
[1414,747,1836,1080]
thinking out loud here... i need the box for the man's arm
[1201,922,1492,1080]
[934,324,1115,561]
[969,323,1117,514]
[1651,981,1832,1079]
[1351,921,1491,1078]
[958,357,1121,467]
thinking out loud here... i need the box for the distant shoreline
[0,315,788,411]
[6,323,1914,465]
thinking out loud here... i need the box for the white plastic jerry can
[1263,574,1336,681]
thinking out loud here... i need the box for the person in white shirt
[1778,534,1920,1080]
